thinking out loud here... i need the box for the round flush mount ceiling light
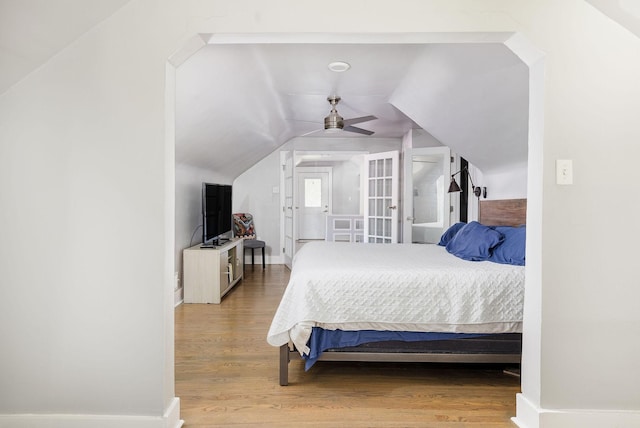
[328,61,351,72]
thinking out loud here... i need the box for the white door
[402,147,451,244]
[296,168,332,240]
[363,151,399,243]
[281,151,294,269]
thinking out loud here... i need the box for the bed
[267,199,527,386]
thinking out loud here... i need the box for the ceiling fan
[323,95,377,135]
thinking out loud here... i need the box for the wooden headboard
[479,199,527,227]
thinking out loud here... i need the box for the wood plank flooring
[175,264,520,427]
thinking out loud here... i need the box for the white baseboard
[513,393,640,428]
[164,397,183,428]
[0,397,183,428]
[512,393,538,428]
[174,287,183,307]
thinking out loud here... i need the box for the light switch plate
[556,159,573,185]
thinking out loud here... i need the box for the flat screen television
[201,183,232,247]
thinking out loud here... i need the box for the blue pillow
[445,221,504,261]
[438,222,466,246]
[489,226,526,266]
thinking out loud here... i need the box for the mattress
[266,242,525,355]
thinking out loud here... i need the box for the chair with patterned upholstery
[232,213,266,269]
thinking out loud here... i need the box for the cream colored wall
[1,1,639,427]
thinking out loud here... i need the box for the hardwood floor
[175,265,520,427]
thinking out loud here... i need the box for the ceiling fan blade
[343,115,377,126]
[343,125,374,136]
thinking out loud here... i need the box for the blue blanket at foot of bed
[304,327,485,370]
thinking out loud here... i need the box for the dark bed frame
[278,198,527,386]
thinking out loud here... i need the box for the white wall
[295,158,364,215]
[330,159,363,215]
[232,149,282,264]
[231,136,402,259]
[0,0,184,425]
[508,3,640,427]
[1,1,640,427]
[411,129,445,148]
[407,128,526,204]
[287,136,402,153]
[482,162,528,200]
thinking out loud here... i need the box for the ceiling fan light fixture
[324,112,344,130]
[323,127,342,134]
[328,61,351,72]
[324,96,344,130]
[322,95,376,135]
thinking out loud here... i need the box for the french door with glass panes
[363,151,399,243]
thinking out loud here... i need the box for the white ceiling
[175,41,530,178]
[175,43,425,175]
[0,0,130,93]
[586,0,640,38]
[2,1,639,180]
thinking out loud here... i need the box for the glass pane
[369,179,375,196]
[412,155,444,225]
[376,199,383,216]
[376,159,384,177]
[384,198,392,216]
[334,220,350,230]
[384,219,392,237]
[369,199,375,215]
[304,178,322,207]
[384,177,391,197]
[376,179,383,196]
[376,218,383,234]
[355,219,364,230]
[384,158,392,176]
[369,160,376,177]
[369,218,376,234]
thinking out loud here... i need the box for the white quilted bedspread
[266,242,525,355]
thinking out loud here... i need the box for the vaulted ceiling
[174,40,530,178]
[0,0,130,93]
[2,1,639,180]
[2,1,637,95]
